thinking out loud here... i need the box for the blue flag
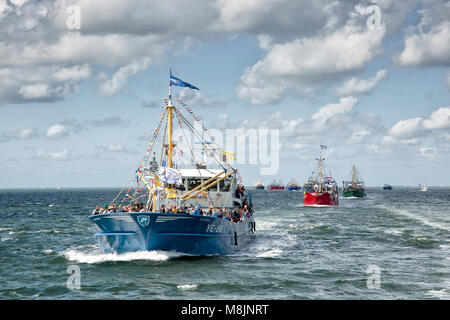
[170,70,199,90]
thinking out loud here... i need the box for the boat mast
[318,150,323,193]
[352,165,356,188]
[167,79,174,168]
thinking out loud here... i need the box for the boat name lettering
[206,224,223,233]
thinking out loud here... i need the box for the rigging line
[109,174,136,207]
[159,110,169,165]
[174,109,197,166]
[112,106,168,207]
[138,106,168,168]
[177,112,229,171]
[182,120,226,172]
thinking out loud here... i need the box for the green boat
[342,165,366,198]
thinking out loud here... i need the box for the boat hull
[287,186,300,191]
[303,191,339,206]
[342,189,366,198]
[89,212,255,255]
[268,186,284,190]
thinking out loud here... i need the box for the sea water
[0,188,449,299]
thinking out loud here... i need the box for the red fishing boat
[303,145,339,206]
[268,179,285,190]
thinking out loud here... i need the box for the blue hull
[287,186,300,191]
[89,212,255,255]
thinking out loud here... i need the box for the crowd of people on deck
[92,182,253,223]
[92,200,253,223]
[158,202,253,222]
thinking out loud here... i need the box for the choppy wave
[426,288,450,299]
[177,283,199,290]
[2,187,450,299]
[256,249,283,258]
[383,207,450,232]
[61,249,174,264]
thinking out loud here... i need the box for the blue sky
[0,0,449,188]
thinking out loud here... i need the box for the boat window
[203,179,216,192]
[219,178,231,192]
[187,178,202,191]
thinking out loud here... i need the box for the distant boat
[342,165,366,198]
[286,178,300,191]
[254,179,265,190]
[303,145,339,206]
[419,184,428,192]
[268,179,285,190]
[383,184,393,190]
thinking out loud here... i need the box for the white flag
[158,167,182,185]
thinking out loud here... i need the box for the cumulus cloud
[336,69,387,96]
[0,128,40,143]
[46,124,69,139]
[0,0,441,106]
[395,1,450,67]
[312,96,358,125]
[35,148,75,161]
[99,58,152,96]
[0,64,91,104]
[236,10,386,104]
[382,106,450,145]
[97,143,138,154]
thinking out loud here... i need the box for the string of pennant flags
[111,94,243,208]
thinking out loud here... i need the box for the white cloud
[418,147,437,158]
[0,64,91,103]
[0,127,40,143]
[388,117,424,139]
[422,107,450,130]
[236,12,386,104]
[97,143,138,154]
[35,148,74,161]
[18,83,50,99]
[336,69,387,96]
[99,58,152,96]
[46,124,69,139]
[396,21,450,67]
[382,106,450,145]
[396,0,450,68]
[312,96,358,125]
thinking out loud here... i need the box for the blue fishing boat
[383,184,393,190]
[89,72,255,255]
[286,178,300,191]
